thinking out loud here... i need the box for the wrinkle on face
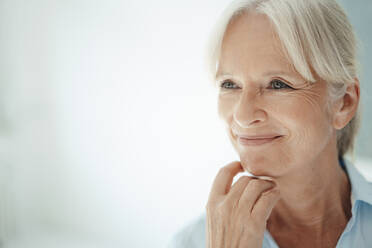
[289,85,325,112]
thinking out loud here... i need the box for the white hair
[206,0,361,157]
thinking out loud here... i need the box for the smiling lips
[236,134,283,146]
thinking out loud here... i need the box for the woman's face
[217,12,336,177]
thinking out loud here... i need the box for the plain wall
[0,0,371,247]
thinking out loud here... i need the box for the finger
[224,176,253,204]
[251,187,281,221]
[237,179,276,212]
[209,161,244,199]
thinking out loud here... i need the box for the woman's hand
[206,161,280,248]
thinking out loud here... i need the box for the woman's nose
[233,92,267,128]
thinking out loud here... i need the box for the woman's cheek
[268,90,325,122]
[217,94,236,121]
[269,94,331,154]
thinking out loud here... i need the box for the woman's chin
[239,155,276,177]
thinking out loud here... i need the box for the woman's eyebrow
[215,73,233,81]
[214,70,308,88]
[215,70,300,81]
[263,70,307,84]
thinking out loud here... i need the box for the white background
[0,0,371,247]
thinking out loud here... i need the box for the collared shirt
[168,158,372,247]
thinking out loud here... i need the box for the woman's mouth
[237,135,283,146]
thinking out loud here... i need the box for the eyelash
[219,79,293,90]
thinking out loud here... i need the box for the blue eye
[220,80,238,89]
[270,79,292,90]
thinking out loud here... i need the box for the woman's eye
[269,79,292,90]
[220,80,238,89]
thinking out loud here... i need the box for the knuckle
[247,179,262,190]
[234,177,251,189]
[248,179,273,191]
[218,201,231,214]
[206,198,217,209]
[206,202,218,215]
[238,176,251,184]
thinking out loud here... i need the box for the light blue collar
[343,157,372,207]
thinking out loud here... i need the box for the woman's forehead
[218,12,296,78]
[222,12,282,52]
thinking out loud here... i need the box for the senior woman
[168,0,372,247]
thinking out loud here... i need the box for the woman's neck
[267,151,352,235]
[266,150,352,248]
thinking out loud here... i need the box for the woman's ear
[332,78,360,130]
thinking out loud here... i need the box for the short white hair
[207,0,361,157]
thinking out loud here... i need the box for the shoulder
[167,212,206,248]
